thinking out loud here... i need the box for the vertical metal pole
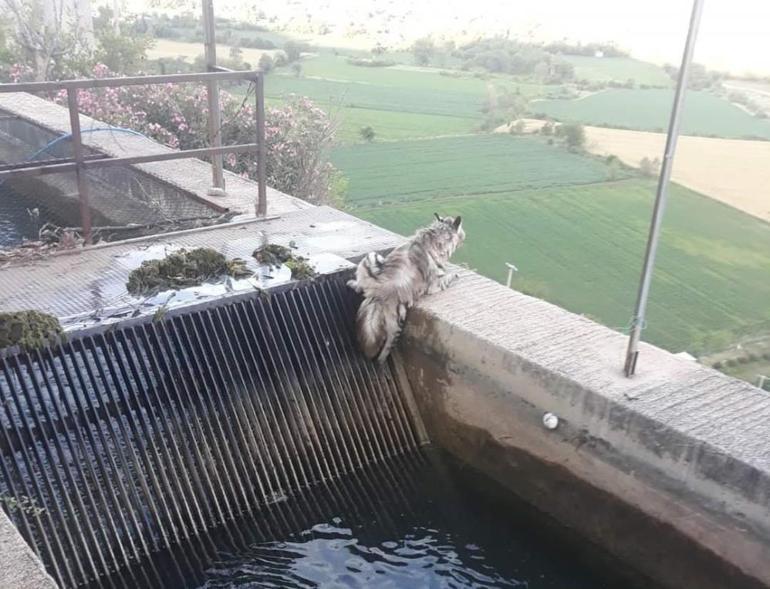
[65,89,93,245]
[505,262,518,288]
[255,74,267,216]
[202,0,226,195]
[624,0,705,377]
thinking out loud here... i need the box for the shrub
[57,65,341,205]
[359,126,376,142]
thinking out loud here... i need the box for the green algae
[126,248,251,296]
[0,310,63,351]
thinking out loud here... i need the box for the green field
[332,135,628,207]
[564,56,672,86]
[262,54,558,142]
[336,136,770,354]
[533,89,770,139]
[254,46,770,361]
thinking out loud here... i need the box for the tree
[371,43,386,57]
[359,126,375,142]
[639,157,661,177]
[228,44,243,65]
[283,40,308,63]
[509,120,526,134]
[258,53,274,73]
[411,37,435,66]
[2,0,94,81]
[290,62,302,77]
[93,29,152,74]
[557,123,585,149]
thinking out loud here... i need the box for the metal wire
[0,273,424,587]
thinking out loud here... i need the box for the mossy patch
[126,248,251,296]
[253,243,316,280]
[0,311,63,351]
[252,244,293,266]
[285,256,317,280]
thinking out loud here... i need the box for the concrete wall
[402,269,770,589]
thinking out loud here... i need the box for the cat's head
[433,213,465,241]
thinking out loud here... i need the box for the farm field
[564,56,672,86]
[262,54,555,142]
[335,136,770,354]
[583,126,770,222]
[331,135,628,208]
[147,38,281,65]
[534,89,770,139]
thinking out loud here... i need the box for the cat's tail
[356,296,407,363]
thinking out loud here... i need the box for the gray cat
[348,214,465,363]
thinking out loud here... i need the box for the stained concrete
[401,269,770,589]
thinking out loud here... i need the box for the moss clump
[0,311,63,351]
[126,247,251,296]
[285,256,317,280]
[252,244,293,266]
[253,243,316,280]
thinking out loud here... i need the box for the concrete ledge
[0,510,57,589]
[402,269,770,589]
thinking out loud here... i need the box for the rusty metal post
[202,0,226,196]
[255,74,267,217]
[65,89,93,244]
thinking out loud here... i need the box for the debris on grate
[253,242,317,280]
[126,247,251,295]
[0,310,63,351]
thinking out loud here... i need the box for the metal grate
[0,273,425,587]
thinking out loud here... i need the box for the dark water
[0,183,62,247]
[108,449,649,589]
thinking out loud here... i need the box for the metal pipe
[256,74,267,216]
[202,0,226,195]
[0,69,261,93]
[0,143,259,179]
[65,88,94,244]
[624,0,705,377]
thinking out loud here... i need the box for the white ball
[542,412,559,430]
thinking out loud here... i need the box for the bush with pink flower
[54,65,343,205]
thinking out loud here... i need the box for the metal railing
[0,69,267,244]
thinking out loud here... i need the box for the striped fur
[348,214,465,362]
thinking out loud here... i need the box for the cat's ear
[433,212,442,223]
[453,216,462,230]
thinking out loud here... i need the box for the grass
[564,56,672,86]
[533,89,770,139]
[262,54,555,142]
[266,71,486,118]
[332,135,627,208]
[335,136,770,353]
[332,108,477,143]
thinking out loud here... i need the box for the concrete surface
[0,510,58,589]
[402,269,770,589]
